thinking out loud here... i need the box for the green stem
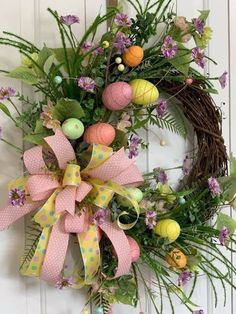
[8,98,21,116]
[1,138,23,153]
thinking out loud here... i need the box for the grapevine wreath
[0,1,235,314]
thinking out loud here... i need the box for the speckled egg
[102,82,133,111]
[129,79,159,106]
[83,122,116,146]
[123,45,144,67]
[61,118,84,140]
[166,248,187,269]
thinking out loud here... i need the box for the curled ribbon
[0,129,143,287]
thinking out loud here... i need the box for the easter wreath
[0,1,235,314]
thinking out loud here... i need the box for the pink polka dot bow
[0,129,143,287]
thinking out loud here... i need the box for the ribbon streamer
[0,129,143,287]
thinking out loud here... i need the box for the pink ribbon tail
[40,217,69,284]
[100,221,132,278]
[0,200,44,231]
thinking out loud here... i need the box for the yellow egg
[129,79,159,106]
[154,219,181,243]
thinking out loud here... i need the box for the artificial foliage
[0,1,235,314]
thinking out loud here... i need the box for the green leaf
[24,120,52,146]
[37,46,53,68]
[230,155,236,178]
[52,48,75,72]
[0,102,11,117]
[198,10,210,22]
[219,176,236,201]
[169,45,191,75]
[217,212,236,235]
[7,66,38,85]
[43,55,55,74]
[53,98,85,121]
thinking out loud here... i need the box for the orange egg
[166,249,187,269]
[123,46,144,67]
[83,123,116,146]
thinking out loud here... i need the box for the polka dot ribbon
[0,129,143,287]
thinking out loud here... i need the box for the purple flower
[60,15,80,26]
[128,135,140,159]
[178,271,192,286]
[114,13,132,27]
[113,32,132,53]
[91,208,106,226]
[192,47,206,69]
[77,76,96,92]
[182,156,191,176]
[208,177,221,196]
[219,227,230,246]
[55,276,73,289]
[219,71,228,89]
[81,41,94,53]
[0,87,16,100]
[94,47,104,56]
[156,99,168,118]
[161,36,178,59]
[193,18,204,34]
[145,211,157,230]
[158,170,168,184]
[193,310,204,314]
[8,188,26,207]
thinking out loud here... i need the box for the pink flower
[156,99,168,118]
[92,208,106,226]
[175,16,189,32]
[0,87,16,100]
[114,13,132,27]
[219,227,230,246]
[40,104,60,131]
[128,135,140,159]
[219,71,228,89]
[161,36,178,59]
[55,276,73,289]
[192,47,206,69]
[8,188,26,207]
[117,113,132,132]
[145,211,157,230]
[77,77,96,92]
[113,32,132,52]
[60,15,80,26]
[208,177,221,196]
[178,271,192,286]
[81,41,94,53]
[192,18,204,34]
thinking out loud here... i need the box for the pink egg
[83,123,116,146]
[127,236,140,262]
[102,82,133,111]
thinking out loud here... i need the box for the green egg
[117,188,143,207]
[62,118,84,140]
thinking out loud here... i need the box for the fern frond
[20,219,42,271]
[93,293,112,314]
[151,112,187,138]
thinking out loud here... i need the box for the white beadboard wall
[0,1,234,313]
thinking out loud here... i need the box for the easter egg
[54,75,63,85]
[123,45,144,67]
[117,188,143,207]
[127,236,140,262]
[95,307,104,314]
[129,79,159,106]
[102,82,132,111]
[166,248,187,269]
[154,219,181,243]
[62,118,84,140]
[83,122,115,146]
[179,197,186,205]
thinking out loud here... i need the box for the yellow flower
[202,26,213,46]
[157,183,176,203]
[22,52,39,67]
